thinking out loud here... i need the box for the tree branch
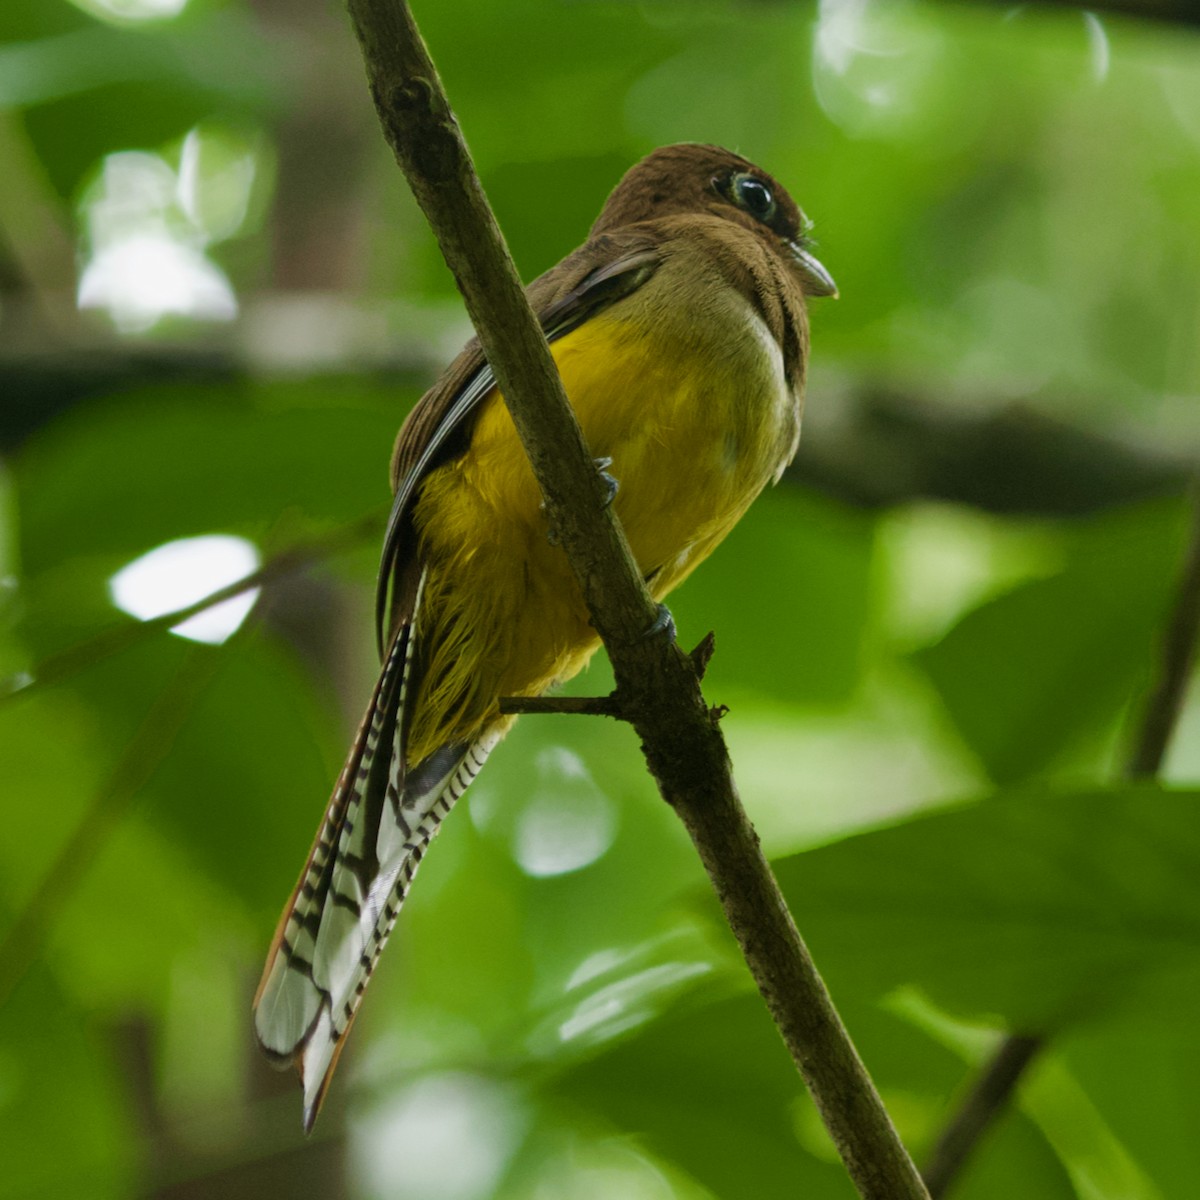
[342,3,928,1196]
[921,1035,1045,1197]
[1125,480,1200,781]
[497,693,624,719]
[922,481,1200,1197]
[499,633,718,718]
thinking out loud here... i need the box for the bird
[253,142,836,1129]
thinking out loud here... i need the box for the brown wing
[374,233,663,651]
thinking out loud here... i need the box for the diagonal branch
[0,648,220,1009]
[922,480,1200,1197]
[0,511,383,709]
[921,1035,1046,1196]
[342,3,929,1197]
[1124,481,1200,782]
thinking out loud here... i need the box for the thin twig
[0,648,220,1009]
[0,511,384,709]
[500,634,716,717]
[922,482,1200,1197]
[498,693,624,718]
[343,4,928,1197]
[689,631,717,679]
[922,1035,1044,1197]
[1125,480,1200,780]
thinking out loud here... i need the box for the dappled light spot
[511,747,617,877]
[565,946,630,992]
[531,1138,683,1200]
[1083,13,1111,84]
[519,928,729,1059]
[812,0,947,138]
[554,961,712,1049]
[351,1073,525,1200]
[879,503,1062,645]
[76,144,255,333]
[177,125,261,243]
[78,232,236,334]
[70,0,189,24]
[109,535,260,645]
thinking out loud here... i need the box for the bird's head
[592,143,837,299]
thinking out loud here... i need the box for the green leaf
[771,784,1200,1031]
[912,499,1188,783]
[1060,1016,1200,1197]
[140,635,343,919]
[844,996,1077,1200]
[549,990,856,1199]
[951,1110,1078,1200]
[549,991,1075,1200]
[0,648,258,1011]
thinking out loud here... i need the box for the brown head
[591,143,837,299]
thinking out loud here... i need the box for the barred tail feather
[252,624,411,1063]
[252,572,500,1130]
[294,728,498,1129]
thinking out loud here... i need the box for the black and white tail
[253,575,497,1130]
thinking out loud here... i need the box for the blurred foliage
[1,1,1199,1199]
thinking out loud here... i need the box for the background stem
[922,482,1200,1197]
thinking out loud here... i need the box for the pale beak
[789,241,838,298]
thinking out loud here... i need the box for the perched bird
[253,143,836,1128]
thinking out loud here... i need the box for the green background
[1,1,1199,1197]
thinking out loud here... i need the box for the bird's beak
[789,241,838,299]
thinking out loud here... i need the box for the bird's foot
[542,457,619,545]
[593,456,619,508]
[644,603,676,643]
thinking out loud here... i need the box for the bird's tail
[253,576,498,1130]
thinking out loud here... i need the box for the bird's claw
[542,457,619,544]
[644,603,676,643]
[594,456,619,508]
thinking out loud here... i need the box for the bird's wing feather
[376,237,661,648]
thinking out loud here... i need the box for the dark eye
[731,173,776,222]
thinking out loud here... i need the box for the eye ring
[730,172,776,223]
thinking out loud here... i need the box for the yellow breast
[406,301,799,760]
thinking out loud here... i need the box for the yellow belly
[406,310,796,761]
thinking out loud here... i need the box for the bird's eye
[731,173,776,222]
